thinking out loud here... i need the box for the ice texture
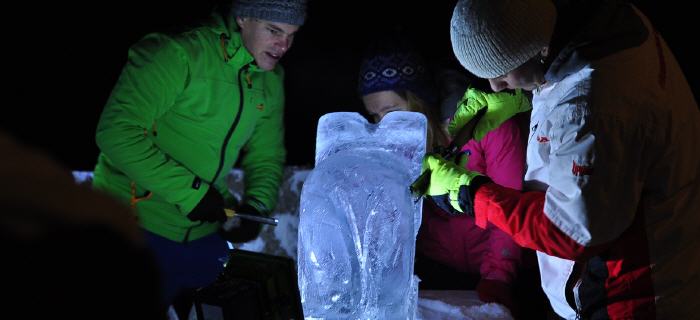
[298,111,426,319]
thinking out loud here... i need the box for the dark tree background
[6,0,696,170]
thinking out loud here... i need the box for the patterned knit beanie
[232,0,307,26]
[358,38,437,106]
[450,0,556,78]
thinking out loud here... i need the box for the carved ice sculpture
[298,111,426,319]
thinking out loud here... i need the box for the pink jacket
[416,117,524,283]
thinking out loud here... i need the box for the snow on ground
[417,291,513,320]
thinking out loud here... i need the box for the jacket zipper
[183,221,203,243]
[211,63,249,184]
[573,278,583,320]
[183,63,249,244]
[566,262,584,319]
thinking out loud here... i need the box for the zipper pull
[219,33,230,62]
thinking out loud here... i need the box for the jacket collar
[208,12,262,71]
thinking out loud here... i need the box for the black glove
[219,203,265,243]
[186,187,226,223]
[426,175,492,217]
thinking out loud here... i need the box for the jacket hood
[545,1,648,83]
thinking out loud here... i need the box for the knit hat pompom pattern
[359,36,437,105]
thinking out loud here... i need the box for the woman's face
[362,90,409,123]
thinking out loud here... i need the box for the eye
[267,27,280,36]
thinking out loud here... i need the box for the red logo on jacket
[537,136,550,143]
[572,160,593,176]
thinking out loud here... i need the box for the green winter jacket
[93,12,285,242]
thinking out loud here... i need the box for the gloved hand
[448,87,531,141]
[219,202,265,243]
[186,187,226,223]
[422,154,491,215]
[477,279,515,314]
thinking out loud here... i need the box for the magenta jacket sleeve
[463,118,525,190]
[461,118,525,283]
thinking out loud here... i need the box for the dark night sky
[8,0,697,170]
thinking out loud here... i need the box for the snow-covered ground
[418,291,512,319]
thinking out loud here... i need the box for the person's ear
[538,47,549,65]
[236,16,248,29]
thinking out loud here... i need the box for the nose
[275,36,291,53]
[489,78,508,92]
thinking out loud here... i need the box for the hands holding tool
[187,187,277,243]
[219,202,271,243]
[411,87,529,213]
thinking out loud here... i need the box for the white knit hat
[450,0,557,78]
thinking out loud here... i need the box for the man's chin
[257,62,276,71]
[255,56,279,71]
[522,83,538,92]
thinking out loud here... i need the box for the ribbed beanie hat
[450,0,556,78]
[232,0,307,26]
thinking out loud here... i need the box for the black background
[6,0,697,170]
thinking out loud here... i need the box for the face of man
[488,48,549,92]
[237,17,300,71]
[488,58,546,92]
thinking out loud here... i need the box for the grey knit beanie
[232,0,307,26]
[450,0,556,78]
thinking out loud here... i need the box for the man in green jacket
[92,0,305,308]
